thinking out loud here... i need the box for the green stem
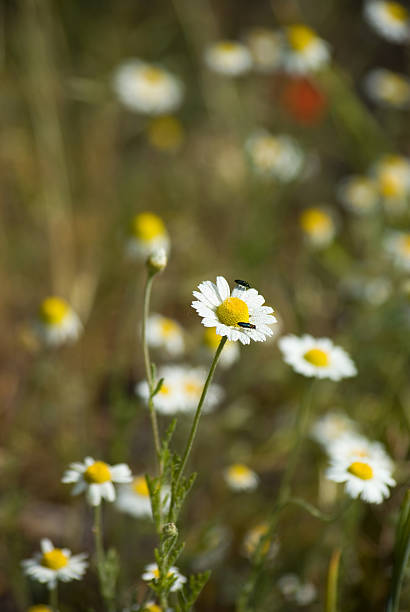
[168,336,227,521]
[141,272,161,462]
[49,583,58,611]
[93,504,115,612]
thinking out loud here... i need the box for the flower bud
[147,248,167,275]
[162,522,178,538]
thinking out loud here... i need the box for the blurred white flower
[337,175,379,215]
[115,475,170,519]
[372,154,410,214]
[192,276,276,344]
[278,573,317,606]
[204,40,252,75]
[299,207,336,248]
[113,60,183,115]
[282,24,330,74]
[126,212,170,260]
[35,297,82,347]
[278,334,357,381]
[384,230,410,271]
[246,28,283,73]
[311,412,358,448]
[364,1,410,43]
[365,69,410,108]
[224,463,259,491]
[62,457,132,506]
[142,563,186,592]
[326,455,396,503]
[328,433,394,470]
[146,314,184,356]
[22,538,88,590]
[246,131,305,181]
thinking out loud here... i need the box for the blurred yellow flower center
[203,326,223,350]
[160,318,178,337]
[244,523,270,556]
[184,380,202,396]
[148,116,183,152]
[216,297,249,326]
[401,235,410,255]
[252,137,279,167]
[348,461,373,480]
[41,548,69,570]
[151,567,173,579]
[40,297,69,325]
[84,461,111,484]
[304,348,329,367]
[350,449,369,458]
[131,213,166,242]
[287,25,316,51]
[133,476,149,497]
[159,383,171,395]
[228,464,252,480]
[386,2,408,21]
[28,606,53,612]
[145,605,162,612]
[217,41,237,53]
[142,67,165,83]
[379,173,403,197]
[300,209,331,234]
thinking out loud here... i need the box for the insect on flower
[238,322,256,329]
[234,279,252,290]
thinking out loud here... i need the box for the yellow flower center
[300,209,331,235]
[144,605,162,612]
[287,25,316,51]
[400,235,410,255]
[184,380,202,396]
[228,463,252,480]
[151,567,173,580]
[159,383,171,395]
[244,523,270,556]
[142,67,165,84]
[203,326,223,350]
[379,173,403,197]
[133,476,150,497]
[148,116,183,152]
[28,606,53,612]
[83,461,111,484]
[160,318,178,337]
[304,348,329,367]
[217,41,238,53]
[130,213,166,242]
[216,297,249,327]
[41,548,69,570]
[39,297,70,325]
[348,461,373,480]
[386,2,408,22]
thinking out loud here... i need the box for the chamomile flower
[126,212,170,260]
[365,69,410,108]
[224,463,259,491]
[142,563,187,592]
[245,28,283,73]
[178,366,223,413]
[136,365,182,415]
[115,475,170,519]
[282,24,330,74]
[113,60,183,115]
[21,538,88,590]
[364,1,410,43]
[204,40,252,76]
[278,334,357,381]
[384,231,410,271]
[202,326,240,368]
[146,314,184,356]
[372,154,410,213]
[245,131,305,181]
[311,412,358,449]
[337,175,379,215]
[62,457,132,506]
[328,433,394,470]
[147,116,184,153]
[192,276,276,345]
[299,207,336,247]
[326,455,396,503]
[242,523,279,559]
[35,297,82,347]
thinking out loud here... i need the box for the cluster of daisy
[312,413,396,504]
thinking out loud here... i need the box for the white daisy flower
[35,297,82,347]
[245,28,283,73]
[311,412,358,448]
[21,538,88,590]
[136,365,182,415]
[126,212,170,260]
[202,326,240,368]
[278,334,357,381]
[204,40,252,76]
[146,314,184,356]
[224,463,259,491]
[371,154,410,213]
[365,69,410,108]
[113,59,184,115]
[142,563,187,592]
[62,457,132,506]
[299,207,336,248]
[282,24,330,74]
[328,433,394,470]
[384,230,410,271]
[115,475,170,520]
[178,366,223,414]
[246,131,305,181]
[364,1,410,43]
[192,276,277,345]
[242,523,279,559]
[337,175,379,215]
[278,574,317,606]
[326,455,396,503]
